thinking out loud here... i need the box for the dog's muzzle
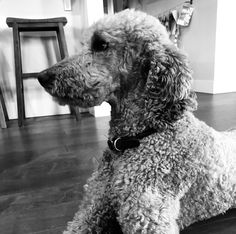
[38,70,55,89]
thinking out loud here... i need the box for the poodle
[38,9,236,234]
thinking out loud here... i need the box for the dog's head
[38,9,196,130]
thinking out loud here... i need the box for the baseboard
[89,102,111,117]
[192,79,214,94]
[192,79,236,94]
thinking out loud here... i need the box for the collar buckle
[113,137,122,152]
[107,137,123,152]
[107,128,157,153]
[108,136,140,152]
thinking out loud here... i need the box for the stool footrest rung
[22,73,39,79]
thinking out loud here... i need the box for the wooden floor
[0,92,236,234]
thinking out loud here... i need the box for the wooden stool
[0,85,8,128]
[6,17,80,127]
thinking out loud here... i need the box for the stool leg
[70,106,81,121]
[12,24,25,127]
[0,86,9,122]
[57,23,68,58]
[0,100,7,128]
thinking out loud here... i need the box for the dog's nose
[37,70,55,88]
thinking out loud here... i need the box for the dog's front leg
[118,188,180,234]
[64,170,112,234]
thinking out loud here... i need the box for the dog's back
[175,113,236,229]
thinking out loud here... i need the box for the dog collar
[107,128,157,152]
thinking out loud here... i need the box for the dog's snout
[38,70,55,88]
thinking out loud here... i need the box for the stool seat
[7,17,80,126]
[6,17,67,25]
[6,17,67,31]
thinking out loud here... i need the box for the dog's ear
[142,42,197,126]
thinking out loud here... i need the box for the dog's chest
[104,132,196,197]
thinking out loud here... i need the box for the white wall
[213,0,236,93]
[134,0,218,93]
[180,0,217,93]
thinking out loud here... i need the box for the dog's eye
[91,33,109,52]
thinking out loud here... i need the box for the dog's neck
[108,93,147,138]
[109,114,147,138]
[107,84,194,139]
[108,99,168,138]
[108,99,185,139]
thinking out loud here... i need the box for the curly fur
[38,9,236,234]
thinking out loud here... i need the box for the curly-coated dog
[38,9,236,234]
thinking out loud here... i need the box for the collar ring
[113,137,122,152]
